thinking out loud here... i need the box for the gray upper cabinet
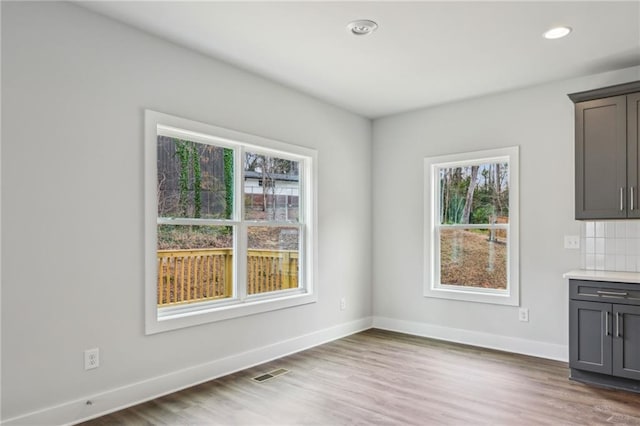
[569,81,640,220]
[629,92,640,219]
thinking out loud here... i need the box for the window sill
[146,290,317,334]
[424,285,518,306]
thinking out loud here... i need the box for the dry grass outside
[158,225,298,251]
[440,229,507,289]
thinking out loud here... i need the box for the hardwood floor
[79,329,640,425]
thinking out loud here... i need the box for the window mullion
[298,158,306,226]
[236,146,244,223]
[236,222,248,301]
[438,223,510,230]
[157,217,237,226]
[433,226,441,288]
[235,146,245,301]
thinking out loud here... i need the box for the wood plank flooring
[78,329,640,425]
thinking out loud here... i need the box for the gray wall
[1,2,372,420]
[372,65,640,357]
[3,0,640,423]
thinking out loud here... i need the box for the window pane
[244,152,299,221]
[247,226,299,295]
[439,228,507,289]
[438,162,509,225]
[157,136,234,219]
[157,225,233,306]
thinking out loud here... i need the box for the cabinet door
[612,304,640,380]
[628,92,640,218]
[575,96,627,219]
[570,300,612,374]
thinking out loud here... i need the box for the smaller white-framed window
[424,146,519,306]
[145,110,318,334]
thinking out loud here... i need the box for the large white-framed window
[424,146,519,306]
[145,110,317,334]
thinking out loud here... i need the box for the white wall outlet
[340,298,346,311]
[518,308,529,322]
[564,235,580,249]
[84,348,99,370]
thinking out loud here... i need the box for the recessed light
[347,20,378,36]
[543,26,572,40]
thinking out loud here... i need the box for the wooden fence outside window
[157,248,299,306]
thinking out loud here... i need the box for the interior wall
[372,65,640,357]
[1,1,372,421]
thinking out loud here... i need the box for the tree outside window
[145,110,317,334]
[424,147,519,306]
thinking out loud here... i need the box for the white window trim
[423,146,519,306]
[145,110,318,334]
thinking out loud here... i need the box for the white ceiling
[79,1,640,118]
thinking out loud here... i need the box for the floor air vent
[252,368,289,383]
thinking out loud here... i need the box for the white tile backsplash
[585,253,593,268]
[585,222,595,237]
[583,221,640,272]
[585,237,595,253]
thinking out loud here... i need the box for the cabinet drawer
[570,279,640,306]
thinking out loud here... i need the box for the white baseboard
[2,317,373,426]
[2,315,568,425]
[372,316,568,362]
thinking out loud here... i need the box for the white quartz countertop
[563,269,640,283]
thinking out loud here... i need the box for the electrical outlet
[340,298,346,311]
[84,348,99,370]
[564,235,580,249]
[519,308,529,322]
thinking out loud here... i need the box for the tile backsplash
[582,221,640,272]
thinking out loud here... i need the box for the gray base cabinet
[613,304,640,380]
[569,279,640,392]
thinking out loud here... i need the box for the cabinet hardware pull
[596,290,628,297]
[617,312,623,337]
[632,187,635,211]
[605,311,610,336]
[620,187,625,211]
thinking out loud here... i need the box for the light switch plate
[564,235,580,249]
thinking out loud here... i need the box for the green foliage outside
[192,142,202,218]
[173,139,203,218]
[157,138,300,251]
[438,161,510,289]
[440,162,509,225]
[223,148,233,219]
